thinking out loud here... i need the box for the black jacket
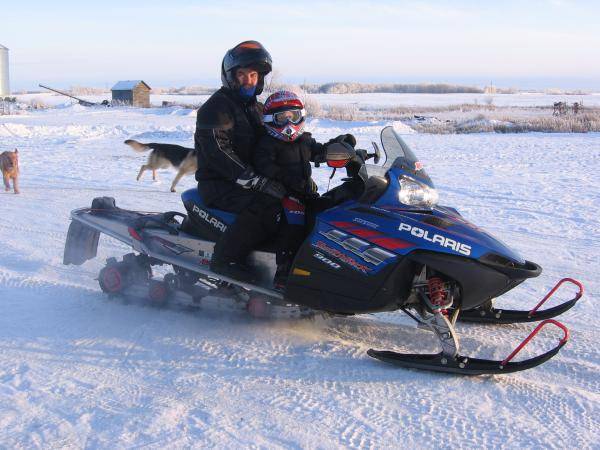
[253,132,336,199]
[194,87,264,204]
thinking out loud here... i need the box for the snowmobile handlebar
[326,142,356,168]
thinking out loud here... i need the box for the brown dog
[124,140,197,192]
[0,149,19,194]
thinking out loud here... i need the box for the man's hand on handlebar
[236,167,286,199]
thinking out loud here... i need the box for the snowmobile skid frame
[457,278,584,324]
[96,251,315,320]
[65,205,314,320]
[65,205,285,299]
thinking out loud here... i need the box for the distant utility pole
[485,80,496,94]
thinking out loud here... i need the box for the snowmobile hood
[359,130,526,265]
[325,201,526,265]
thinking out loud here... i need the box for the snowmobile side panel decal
[315,240,371,274]
[312,219,401,274]
[312,252,341,270]
[147,236,193,255]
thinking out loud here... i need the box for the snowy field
[0,105,599,448]
[13,91,600,109]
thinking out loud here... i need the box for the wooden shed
[111,80,151,107]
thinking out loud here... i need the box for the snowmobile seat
[182,189,237,224]
[180,189,237,242]
[179,189,278,252]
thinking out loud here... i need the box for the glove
[236,167,286,199]
[335,133,357,148]
[306,179,318,197]
[282,176,319,199]
[283,175,306,194]
[236,167,263,190]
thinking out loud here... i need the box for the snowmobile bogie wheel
[122,253,152,279]
[173,265,201,286]
[164,273,181,290]
[99,265,126,294]
[247,296,271,318]
[148,280,169,307]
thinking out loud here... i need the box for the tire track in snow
[0,269,97,296]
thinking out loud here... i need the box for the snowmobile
[63,126,584,375]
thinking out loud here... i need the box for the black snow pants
[205,185,284,265]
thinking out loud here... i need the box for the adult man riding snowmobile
[194,40,284,283]
[195,40,360,285]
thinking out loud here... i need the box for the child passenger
[253,90,355,288]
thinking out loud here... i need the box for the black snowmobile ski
[458,278,584,324]
[367,345,565,375]
[368,313,569,375]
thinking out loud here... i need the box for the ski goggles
[264,108,306,126]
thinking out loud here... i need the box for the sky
[2,0,600,91]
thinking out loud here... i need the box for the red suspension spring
[427,277,447,307]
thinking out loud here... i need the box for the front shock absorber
[427,277,451,310]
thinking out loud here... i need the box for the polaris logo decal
[192,205,227,232]
[313,252,341,270]
[398,222,471,256]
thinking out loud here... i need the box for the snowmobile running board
[459,278,584,324]
[368,319,569,375]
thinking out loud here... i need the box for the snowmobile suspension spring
[427,277,447,308]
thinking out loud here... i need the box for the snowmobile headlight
[398,175,439,208]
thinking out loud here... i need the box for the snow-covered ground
[0,106,598,448]
[13,91,600,109]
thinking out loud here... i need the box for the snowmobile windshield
[377,126,433,185]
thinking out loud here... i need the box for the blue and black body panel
[286,167,541,313]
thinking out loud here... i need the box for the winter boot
[209,210,269,284]
[273,263,290,292]
[273,249,294,291]
[210,260,257,284]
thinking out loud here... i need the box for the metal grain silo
[0,44,10,96]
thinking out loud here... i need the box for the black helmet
[221,40,272,95]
